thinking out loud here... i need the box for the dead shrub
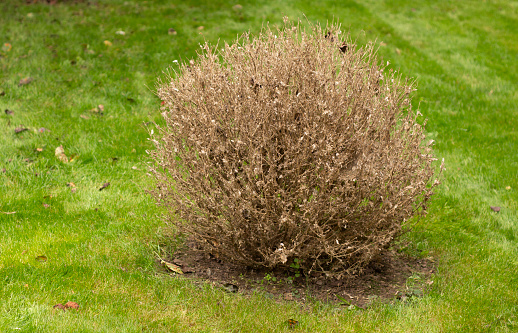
[149,19,442,278]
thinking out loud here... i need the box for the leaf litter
[53,301,79,311]
[18,77,33,86]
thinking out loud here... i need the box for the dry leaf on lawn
[55,145,69,163]
[64,301,79,309]
[15,127,28,133]
[161,260,184,274]
[2,43,12,52]
[36,255,47,262]
[53,303,67,311]
[19,77,33,86]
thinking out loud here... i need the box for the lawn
[1,0,517,332]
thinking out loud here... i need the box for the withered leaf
[222,283,238,293]
[55,145,69,163]
[79,114,89,119]
[99,182,110,190]
[64,301,79,309]
[53,303,67,311]
[36,255,47,262]
[67,182,76,188]
[490,206,501,212]
[15,127,28,133]
[36,148,43,152]
[97,104,105,112]
[161,259,184,274]
[287,319,299,329]
[4,109,13,115]
[2,43,12,52]
[19,77,33,86]
[168,28,177,35]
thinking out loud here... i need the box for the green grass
[1,0,517,332]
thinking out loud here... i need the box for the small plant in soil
[150,18,442,279]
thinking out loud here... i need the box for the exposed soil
[162,241,436,308]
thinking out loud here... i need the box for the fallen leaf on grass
[222,283,238,293]
[168,28,177,35]
[161,259,184,274]
[490,206,501,212]
[36,255,47,262]
[232,4,243,11]
[55,145,69,163]
[67,182,76,188]
[197,26,204,30]
[15,127,28,133]
[287,319,299,329]
[88,105,104,115]
[506,186,511,190]
[53,304,67,311]
[79,114,89,119]
[103,40,112,47]
[65,301,79,309]
[2,43,12,52]
[53,301,79,311]
[36,148,43,152]
[99,182,110,191]
[19,77,33,86]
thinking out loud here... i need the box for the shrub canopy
[150,20,440,278]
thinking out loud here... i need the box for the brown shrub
[149,20,442,278]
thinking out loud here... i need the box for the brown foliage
[150,20,441,278]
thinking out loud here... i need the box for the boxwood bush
[150,20,441,278]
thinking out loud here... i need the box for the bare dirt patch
[162,241,436,309]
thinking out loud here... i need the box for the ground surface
[1,0,517,332]
[170,242,435,309]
